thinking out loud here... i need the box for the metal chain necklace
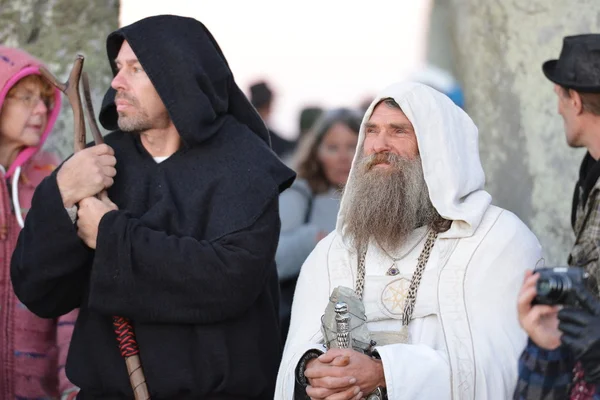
[355,230,438,341]
[378,230,428,276]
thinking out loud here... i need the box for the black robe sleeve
[10,173,93,318]
[88,199,280,324]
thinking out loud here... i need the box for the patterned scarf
[570,362,597,400]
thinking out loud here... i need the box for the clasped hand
[57,144,117,207]
[76,192,118,249]
[304,348,385,400]
[56,144,119,249]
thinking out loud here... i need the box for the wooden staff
[39,56,150,400]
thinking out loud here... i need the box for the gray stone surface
[435,0,600,265]
[1,0,119,159]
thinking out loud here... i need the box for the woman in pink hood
[0,46,79,400]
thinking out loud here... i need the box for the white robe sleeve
[375,343,451,399]
[464,211,541,399]
[275,234,335,399]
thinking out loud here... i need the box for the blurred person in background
[276,108,361,342]
[408,64,465,109]
[250,80,296,159]
[358,65,464,116]
[297,105,323,143]
[0,45,79,400]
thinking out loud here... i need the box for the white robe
[275,206,541,399]
[274,82,544,399]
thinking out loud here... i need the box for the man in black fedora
[515,34,600,399]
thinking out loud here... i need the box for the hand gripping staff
[39,55,151,400]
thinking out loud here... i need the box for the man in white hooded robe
[275,82,543,400]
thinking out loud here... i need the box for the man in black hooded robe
[10,15,295,400]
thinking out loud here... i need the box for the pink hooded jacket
[0,46,79,400]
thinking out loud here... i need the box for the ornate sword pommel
[335,302,351,349]
[335,302,348,316]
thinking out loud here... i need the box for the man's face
[111,41,170,132]
[363,102,419,163]
[554,84,583,148]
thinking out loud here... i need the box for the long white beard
[342,152,439,253]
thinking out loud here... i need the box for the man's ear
[570,89,585,115]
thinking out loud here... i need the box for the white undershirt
[153,156,169,163]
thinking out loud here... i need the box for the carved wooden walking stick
[39,56,150,400]
[81,72,105,146]
[39,55,86,152]
[81,71,150,400]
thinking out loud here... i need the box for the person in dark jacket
[515,33,600,400]
[10,15,295,400]
[249,81,296,159]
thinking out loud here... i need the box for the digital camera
[533,266,594,306]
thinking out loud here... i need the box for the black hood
[99,14,270,148]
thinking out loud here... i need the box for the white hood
[337,82,492,238]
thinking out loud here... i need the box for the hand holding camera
[517,270,562,350]
[519,266,600,383]
[558,283,600,384]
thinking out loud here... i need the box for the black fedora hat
[543,34,600,93]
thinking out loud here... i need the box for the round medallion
[381,278,409,315]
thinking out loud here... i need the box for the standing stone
[426,0,459,79]
[0,0,119,159]
[431,0,600,264]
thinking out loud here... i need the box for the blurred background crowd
[1,0,599,349]
[4,0,597,270]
